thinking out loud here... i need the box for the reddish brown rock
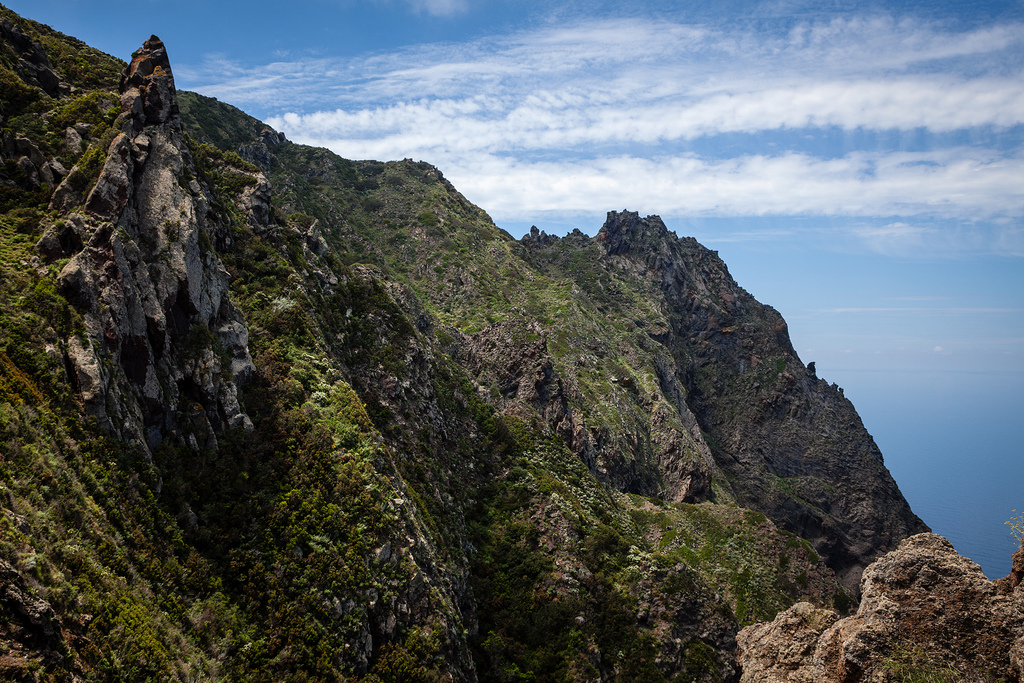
[737,533,1024,682]
[996,549,1024,594]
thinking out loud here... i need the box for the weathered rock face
[514,226,724,505]
[0,19,67,97]
[512,213,924,586]
[594,211,927,588]
[51,36,253,454]
[0,558,76,678]
[737,533,1024,682]
[997,549,1024,594]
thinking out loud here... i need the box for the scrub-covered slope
[184,95,925,588]
[0,7,924,681]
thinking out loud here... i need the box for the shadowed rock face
[595,210,928,589]
[0,19,66,96]
[737,534,1024,682]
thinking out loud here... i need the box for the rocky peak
[589,209,927,590]
[119,35,179,132]
[596,209,671,256]
[522,224,559,246]
[50,35,254,455]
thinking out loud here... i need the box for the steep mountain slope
[0,7,929,682]
[180,90,926,588]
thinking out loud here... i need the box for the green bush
[50,91,118,132]
[0,65,38,113]
[66,143,107,192]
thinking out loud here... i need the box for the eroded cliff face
[737,535,1024,682]
[514,224,721,507]
[519,211,927,590]
[600,211,927,586]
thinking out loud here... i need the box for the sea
[826,368,1023,579]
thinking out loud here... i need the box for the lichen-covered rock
[736,602,839,683]
[737,533,1024,682]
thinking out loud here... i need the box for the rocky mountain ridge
[1,8,1009,683]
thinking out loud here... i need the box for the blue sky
[10,0,1024,571]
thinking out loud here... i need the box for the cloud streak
[180,12,1024,245]
[814,307,1024,314]
[398,149,1024,222]
[268,78,1024,148]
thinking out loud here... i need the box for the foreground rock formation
[737,534,1024,682]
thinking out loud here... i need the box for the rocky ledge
[737,533,1024,682]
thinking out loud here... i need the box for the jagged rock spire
[58,34,255,454]
[120,34,180,131]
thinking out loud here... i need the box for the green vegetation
[0,63,40,112]
[1007,509,1024,550]
[179,91,271,153]
[626,499,849,625]
[0,11,919,680]
[468,442,708,682]
[50,91,118,133]
[0,6,123,91]
[883,645,998,683]
[65,143,107,192]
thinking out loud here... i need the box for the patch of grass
[883,645,997,683]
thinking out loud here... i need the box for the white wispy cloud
[426,149,1024,221]
[265,77,1024,150]
[409,0,468,16]
[179,12,1024,245]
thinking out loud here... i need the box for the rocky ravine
[738,534,1024,682]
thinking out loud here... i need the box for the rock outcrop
[0,558,76,678]
[517,211,926,590]
[51,36,253,454]
[0,19,67,97]
[737,533,1024,682]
